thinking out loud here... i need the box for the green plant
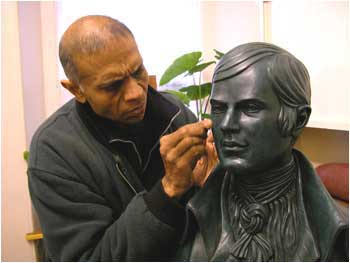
[159,49,224,120]
[23,150,29,163]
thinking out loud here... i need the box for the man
[28,15,215,261]
[177,42,348,261]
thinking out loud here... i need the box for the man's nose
[123,77,144,102]
[220,106,240,132]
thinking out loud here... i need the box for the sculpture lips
[222,140,247,153]
[223,140,246,147]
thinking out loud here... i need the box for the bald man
[28,15,215,261]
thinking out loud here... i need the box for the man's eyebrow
[97,78,123,89]
[96,60,143,89]
[131,61,143,73]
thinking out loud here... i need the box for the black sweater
[27,89,197,261]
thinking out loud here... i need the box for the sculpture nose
[220,106,240,133]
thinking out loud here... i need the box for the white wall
[56,0,202,101]
[270,0,349,131]
[200,0,262,82]
[1,2,36,261]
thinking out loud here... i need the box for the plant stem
[193,75,199,118]
[203,93,211,115]
[199,72,202,120]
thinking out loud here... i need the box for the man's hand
[192,130,218,188]
[160,119,212,198]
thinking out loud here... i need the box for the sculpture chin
[219,155,282,177]
[219,156,255,176]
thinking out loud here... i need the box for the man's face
[76,37,148,125]
[210,60,292,176]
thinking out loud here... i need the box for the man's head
[210,42,311,175]
[59,15,148,125]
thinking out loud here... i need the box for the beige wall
[1,1,59,261]
[295,127,349,167]
[18,2,46,147]
[1,2,36,261]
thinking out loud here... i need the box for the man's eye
[132,65,145,78]
[104,80,122,92]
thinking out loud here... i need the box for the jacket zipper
[142,108,181,173]
[111,106,181,192]
[109,139,142,168]
[115,162,138,195]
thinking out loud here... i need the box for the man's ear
[60,79,86,103]
[293,105,311,137]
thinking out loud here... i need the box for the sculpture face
[211,60,293,176]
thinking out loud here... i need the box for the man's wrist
[161,176,189,198]
[143,180,186,233]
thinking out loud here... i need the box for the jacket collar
[77,87,179,144]
[107,87,180,143]
[76,87,180,170]
[186,149,348,261]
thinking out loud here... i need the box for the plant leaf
[202,113,211,119]
[23,150,29,162]
[213,49,225,60]
[164,90,191,106]
[159,52,202,86]
[188,61,216,74]
[180,83,212,100]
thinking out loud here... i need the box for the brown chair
[316,163,349,207]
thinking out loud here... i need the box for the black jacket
[28,88,197,261]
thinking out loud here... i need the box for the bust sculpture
[176,42,348,261]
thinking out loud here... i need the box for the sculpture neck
[236,156,296,204]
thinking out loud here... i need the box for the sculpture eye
[240,101,264,114]
[211,102,227,114]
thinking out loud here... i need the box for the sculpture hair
[212,42,311,140]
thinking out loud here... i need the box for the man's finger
[207,129,214,143]
[179,144,206,169]
[164,136,204,163]
[161,119,213,148]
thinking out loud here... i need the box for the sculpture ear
[293,105,311,136]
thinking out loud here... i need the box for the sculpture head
[210,42,311,176]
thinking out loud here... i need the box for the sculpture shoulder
[293,149,349,261]
[327,226,349,261]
